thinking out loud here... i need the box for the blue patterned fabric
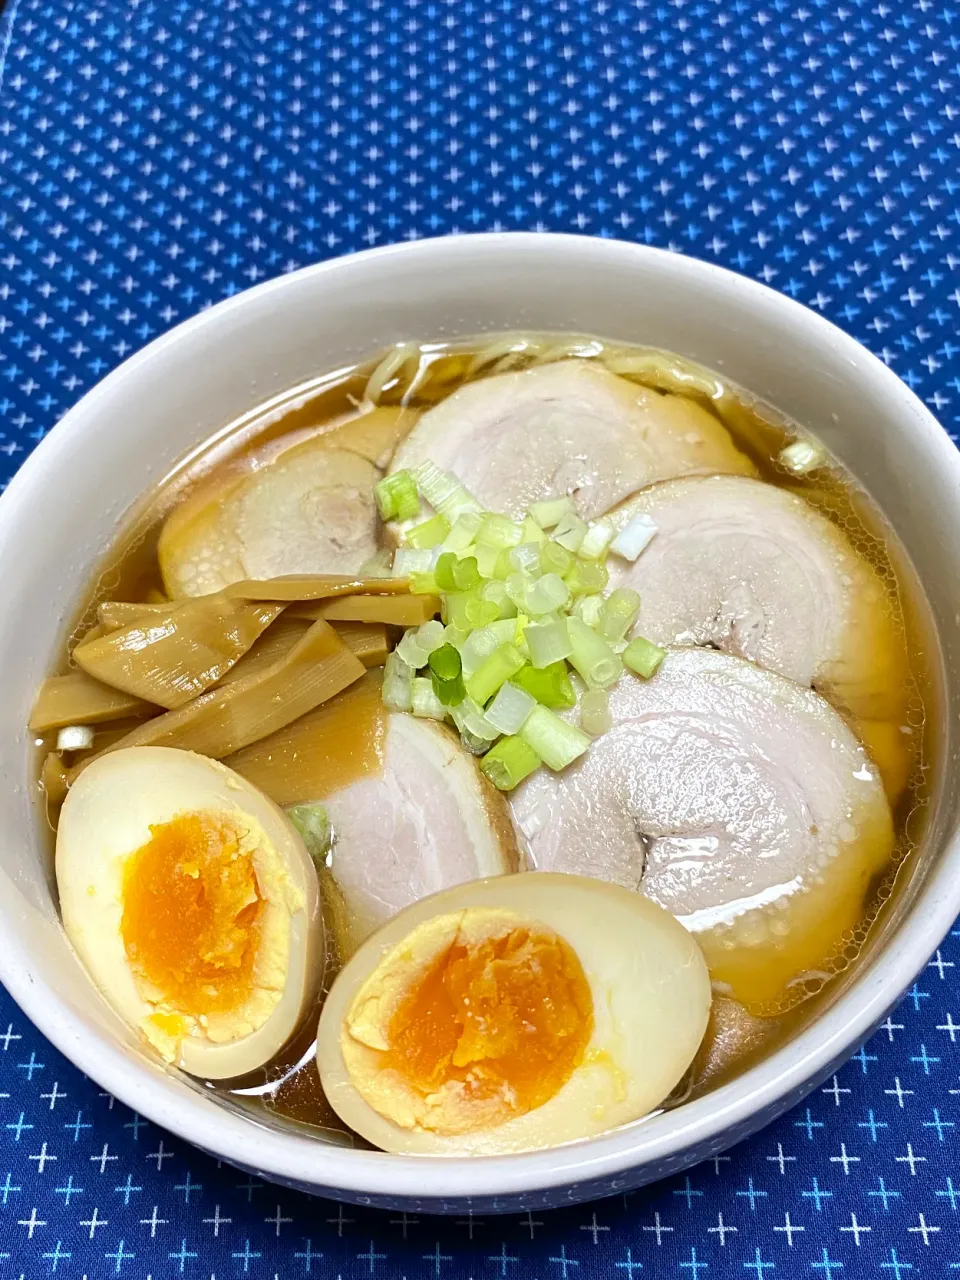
[2,0,959,1273]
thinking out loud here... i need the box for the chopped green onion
[465,642,526,706]
[393,547,435,577]
[493,548,516,580]
[375,469,420,522]
[539,540,573,577]
[441,591,473,630]
[452,555,482,591]
[485,681,537,735]
[524,572,571,616]
[508,543,541,574]
[428,643,466,706]
[416,619,446,654]
[412,677,449,720]
[450,696,500,742]
[488,617,522,647]
[286,804,332,866]
[396,629,431,669]
[465,596,500,627]
[480,579,517,618]
[610,513,658,562]
[434,551,458,592]
[529,496,574,529]
[443,623,469,648]
[404,513,450,549]
[460,728,495,755]
[476,513,524,549]
[481,735,542,790]
[579,519,615,561]
[572,593,604,627]
[553,511,588,552]
[623,635,666,679]
[473,544,501,579]
[505,570,535,610]
[597,587,642,643]
[565,558,609,595]
[414,461,482,523]
[409,571,439,595]
[512,661,576,710]
[383,650,414,711]
[459,626,501,678]
[567,615,623,690]
[520,704,591,771]
[525,616,573,668]
[521,516,547,545]
[443,511,484,552]
[579,688,612,737]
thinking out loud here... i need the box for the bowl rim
[2,231,958,1203]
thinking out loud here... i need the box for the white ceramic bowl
[1,233,957,1213]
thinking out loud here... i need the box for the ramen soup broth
[37,336,938,1148]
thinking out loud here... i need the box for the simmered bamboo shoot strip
[29,672,155,733]
[98,600,170,631]
[224,574,411,602]
[67,618,365,780]
[329,622,390,668]
[218,618,388,680]
[290,594,441,627]
[74,595,284,709]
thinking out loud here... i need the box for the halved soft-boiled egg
[56,746,323,1079]
[316,873,711,1154]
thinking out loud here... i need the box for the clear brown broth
[38,336,940,1147]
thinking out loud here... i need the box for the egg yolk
[120,811,263,1019]
[382,924,594,1132]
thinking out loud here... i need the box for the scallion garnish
[567,616,623,690]
[411,676,449,720]
[512,660,577,709]
[623,635,666,679]
[480,735,542,790]
[286,803,333,866]
[579,688,612,737]
[485,681,537,736]
[519,704,591,771]
[529,496,574,530]
[476,513,525,550]
[565,558,609,596]
[597,588,642,643]
[375,469,420,522]
[383,651,414,711]
[380,461,669,781]
[404,513,450,549]
[553,511,588,552]
[525,616,573,669]
[452,555,482,591]
[579,518,615,561]
[428,643,466,706]
[465,642,526,706]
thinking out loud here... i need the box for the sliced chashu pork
[157,405,419,598]
[511,648,894,1010]
[606,474,912,791]
[389,361,755,520]
[323,714,518,958]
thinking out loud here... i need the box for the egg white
[316,872,711,1155]
[56,746,324,1079]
